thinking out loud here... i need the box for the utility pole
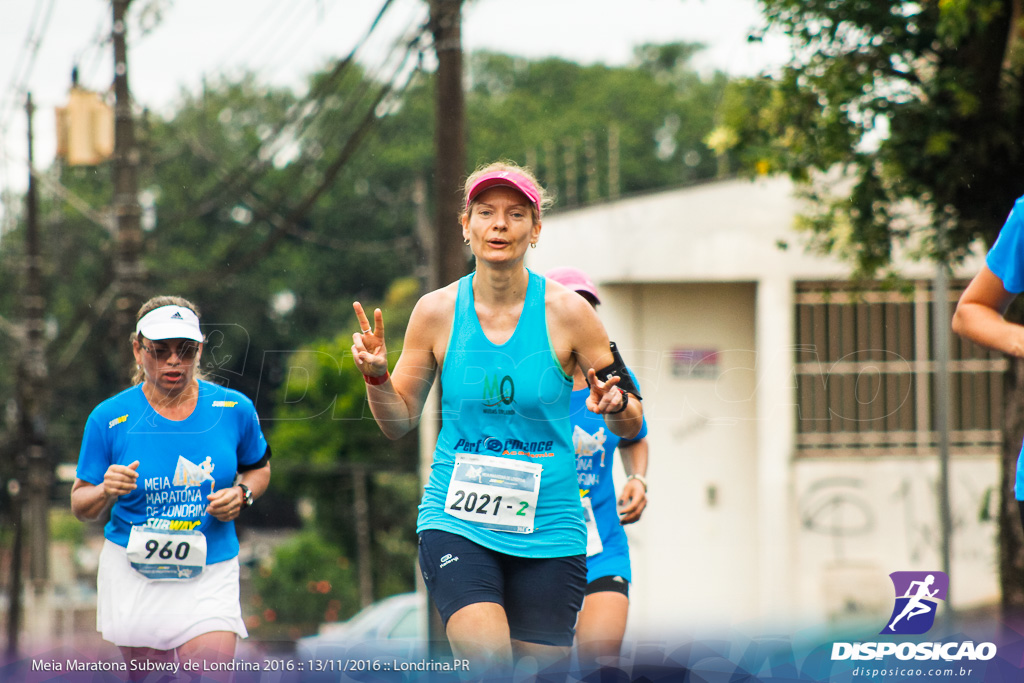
[424,0,465,658]
[18,91,52,650]
[352,467,374,608]
[430,0,467,286]
[112,0,144,375]
[934,238,953,621]
[5,479,23,658]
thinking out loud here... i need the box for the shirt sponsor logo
[212,400,238,407]
[454,436,554,458]
[482,374,516,414]
[142,518,202,531]
[108,414,128,429]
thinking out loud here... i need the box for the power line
[156,0,402,227]
[212,0,305,76]
[252,9,428,212]
[0,0,59,238]
[0,0,57,134]
[204,28,426,280]
[72,9,115,90]
[40,2,423,369]
[3,1,395,247]
[228,1,322,80]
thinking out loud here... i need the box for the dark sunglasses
[140,341,200,363]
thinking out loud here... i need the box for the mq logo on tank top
[481,372,516,415]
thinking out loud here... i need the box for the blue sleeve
[621,418,648,444]
[238,398,269,468]
[620,367,648,444]
[76,414,111,485]
[986,197,1024,293]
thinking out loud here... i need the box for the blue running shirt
[987,196,1024,294]
[417,270,586,557]
[987,196,1024,498]
[572,374,648,583]
[76,380,268,564]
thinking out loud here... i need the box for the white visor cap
[135,305,203,342]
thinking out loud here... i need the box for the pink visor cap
[546,266,601,304]
[466,170,542,217]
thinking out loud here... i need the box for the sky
[0,0,791,207]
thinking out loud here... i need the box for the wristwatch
[238,483,254,507]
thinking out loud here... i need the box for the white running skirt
[97,540,248,650]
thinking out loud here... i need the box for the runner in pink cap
[466,169,543,218]
[350,160,644,676]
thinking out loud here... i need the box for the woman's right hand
[351,302,388,379]
[103,460,140,499]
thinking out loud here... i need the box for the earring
[464,239,470,246]
[530,242,537,249]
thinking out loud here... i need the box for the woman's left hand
[585,368,626,414]
[206,486,245,521]
[617,478,647,524]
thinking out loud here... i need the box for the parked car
[293,592,428,679]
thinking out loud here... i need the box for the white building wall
[792,457,999,623]
[526,175,999,632]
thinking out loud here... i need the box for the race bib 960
[126,525,206,580]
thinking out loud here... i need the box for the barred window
[794,280,1005,457]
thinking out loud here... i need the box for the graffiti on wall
[798,471,997,564]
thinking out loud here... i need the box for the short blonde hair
[462,160,552,224]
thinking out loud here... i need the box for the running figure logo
[881,571,949,635]
[573,425,607,467]
[172,455,215,494]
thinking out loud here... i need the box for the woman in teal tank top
[351,161,644,674]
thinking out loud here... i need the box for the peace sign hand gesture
[351,302,388,381]
[585,368,626,414]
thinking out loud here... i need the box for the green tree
[723,0,1024,614]
[465,45,728,202]
[265,277,421,626]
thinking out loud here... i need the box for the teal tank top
[416,269,585,558]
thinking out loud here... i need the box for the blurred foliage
[266,277,421,609]
[249,530,359,631]
[721,0,1024,276]
[49,509,84,545]
[466,43,728,195]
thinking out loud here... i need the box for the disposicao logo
[882,570,948,635]
[831,570,997,663]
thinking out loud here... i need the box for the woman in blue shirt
[351,161,643,675]
[954,196,1024,528]
[546,266,650,671]
[71,296,270,679]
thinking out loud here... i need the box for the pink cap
[466,170,542,217]
[546,266,600,304]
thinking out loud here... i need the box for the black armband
[238,444,272,472]
[595,341,642,400]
